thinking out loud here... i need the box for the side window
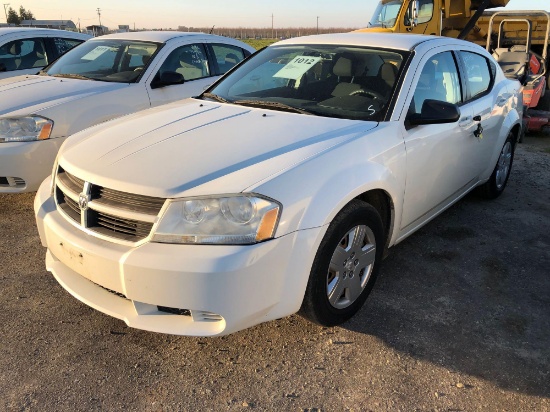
[411,51,462,115]
[405,0,434,25]
[0,38,48,71]
[210,44,246,74]
[417,0,434,24]
[460,51,492,99]
[157,44,210,81]
[53,38,84,57]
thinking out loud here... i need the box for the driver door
[400,50,478,232]
[401,0,437,35]
[146,43,215,107]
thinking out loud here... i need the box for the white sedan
[0,28,90,79]
[35,32,523,336]
[0,31,254,192]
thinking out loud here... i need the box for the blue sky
[5,0,550,29]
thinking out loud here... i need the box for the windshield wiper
[232,99,313,115]
[51,73,98,81]
[201,92,229,103]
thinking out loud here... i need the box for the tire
[518,119,527,143]
[476,132,515,199]
[300,199,385,326]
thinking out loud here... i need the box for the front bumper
[0,138,65,193]
[35,177,326,336]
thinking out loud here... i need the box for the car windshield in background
[207,45,407,121]
[45,40,160,83]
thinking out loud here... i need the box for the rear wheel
[300,200,385,326]
[477,132,515,199]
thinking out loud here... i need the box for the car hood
[0,75,129,116]
[60,99,378,198]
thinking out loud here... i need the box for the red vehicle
[486,11,550,136]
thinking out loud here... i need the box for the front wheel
[477,132,515,199]
[300,200,385,326]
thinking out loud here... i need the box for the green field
[241,38,279,50]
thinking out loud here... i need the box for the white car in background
[35,33,522,336]
[0,31,254,192]
[0,28,90,79]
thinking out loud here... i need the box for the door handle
[458,116,473,127]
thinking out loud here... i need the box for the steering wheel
[349,89,385,100]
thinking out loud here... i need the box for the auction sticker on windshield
[81,46,113,61]
[273,56,321,80]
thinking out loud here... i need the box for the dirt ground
[1,134,549,411]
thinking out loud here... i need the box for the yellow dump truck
[357,0,549,69]
[358,0,550,129]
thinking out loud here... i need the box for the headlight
[152,195,281,245]
[0,116,53,143]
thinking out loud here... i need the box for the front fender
[253,128,406,245]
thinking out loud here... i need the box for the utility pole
[271,13,274,39]
[317,16,319,34]
[96,7,102,34]
[3,3,10,24]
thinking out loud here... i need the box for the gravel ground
[1,134,549,411]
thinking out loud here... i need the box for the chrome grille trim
[93,187,165,215]
[58,170,85,193]
[87,200,157,224]
[55,166,166,243]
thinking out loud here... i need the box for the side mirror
[408,0,419,28]
[408,99,461,126]
[0,62,6,72]
[151,71,184,89]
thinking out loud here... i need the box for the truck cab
[360,0,510,41]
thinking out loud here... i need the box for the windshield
[369,0,404,28]
[206,45,407,121]
[44,40,160,83]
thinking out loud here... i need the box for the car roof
[274,32,468,51]
[0,27,90,39]
[93,31,237,44]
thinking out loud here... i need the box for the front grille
[89,210,154,242]
[58,169,84,193]
[93,186,165,215]
[55,166,166,243]
[0,176,26,188]
[57,189,82,222]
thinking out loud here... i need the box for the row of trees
[6,6,35,25]
[177,26,359,39]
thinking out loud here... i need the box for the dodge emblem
[78,193,89,211]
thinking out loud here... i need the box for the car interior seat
[413,61,446,113]
[224,53,239,71]
[331,56,362,97]
[373,62,398,98]
[494,46,529,81]
[21,41,47,69]
[6,41,22,70]
[176,50,204,80]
